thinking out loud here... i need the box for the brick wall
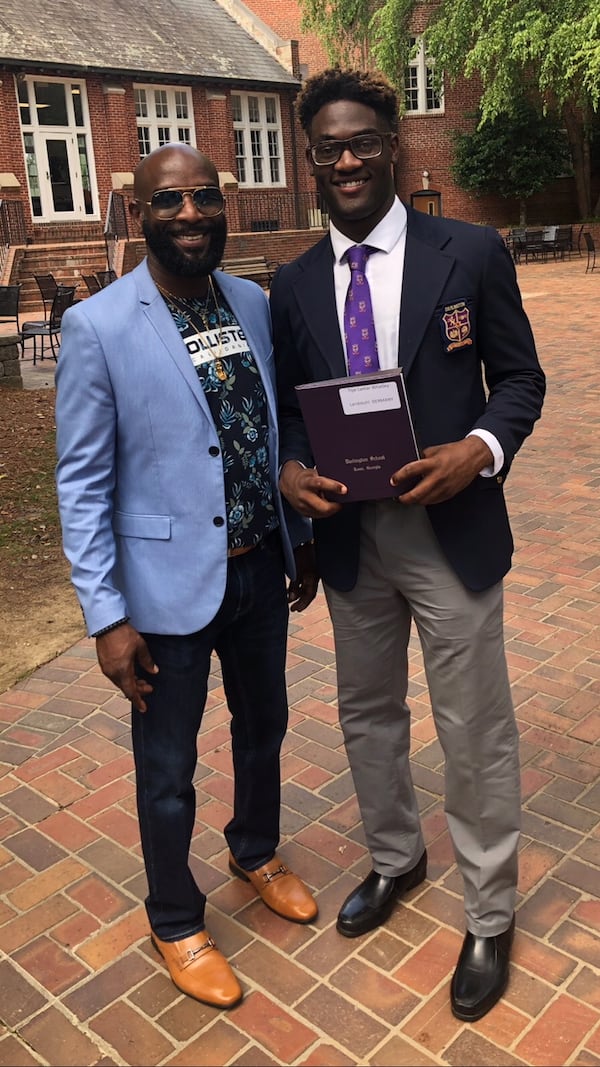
[238,1,586,227]
[0,335,22,388]
[241,0,329,77]
[122,229,325,276]
[0,65,302,242]
[0,75,30,214]
[0,7,590,248]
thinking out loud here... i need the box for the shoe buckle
[263,863,288,884]
[186,936,215,960]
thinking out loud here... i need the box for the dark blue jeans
[132,532,289,941]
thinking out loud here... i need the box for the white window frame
[404,38,444,115]
[134,85,196,157]
[15,75,100,221]
[231,92,285,188]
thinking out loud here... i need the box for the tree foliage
[299,0,373,67]
[370,1,600,119]
[452,101,572,225]
[298,0,600,217]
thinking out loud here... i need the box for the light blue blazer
[55,260,307,637]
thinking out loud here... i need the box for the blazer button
[209,446,220,456]
[213,516,225,527]
[496,475,503,484]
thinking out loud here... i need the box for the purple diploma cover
[296,368,420,503]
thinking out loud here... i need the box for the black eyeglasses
[143,186,225,219]
[309,133,393,166]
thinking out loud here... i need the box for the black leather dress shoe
[451,914,515,1021]
[336,850,427,937]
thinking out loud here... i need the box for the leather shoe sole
[450,914,515,1021]
[229,852,318,923]
[151,930,242,1008]
[337,849,427,938]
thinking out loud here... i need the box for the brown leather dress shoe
[229,852,318,923]
[151,931,243,1008]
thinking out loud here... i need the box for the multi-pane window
[134,85,195,157]
[175,91,189,120]
[267,131,280,183]
[404,38,443,114]
[16,75,97,219]
[234,129,246,183]
[231,93,284,187]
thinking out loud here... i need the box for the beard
[142,215,228,277]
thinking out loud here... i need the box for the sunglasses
[309,133,393,166]
[143,186,225,219]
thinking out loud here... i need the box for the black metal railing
[0,198,27,277]
[0,199,27,246]
[104,190,129,240]
[230,190,329,234]
[103,190,129,271]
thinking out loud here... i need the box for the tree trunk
[562,102,591,219]
[519,200,527,226]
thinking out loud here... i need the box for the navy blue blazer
[271,205,545,593]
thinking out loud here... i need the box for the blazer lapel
[144,294,213,408]
[135,261,219,417]
[214,271,266,375]
[215,270,279,427]
[288,221,457,383]
[399,214,454,379]
[292,239,347,379]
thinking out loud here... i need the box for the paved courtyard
[0,254,599,1066]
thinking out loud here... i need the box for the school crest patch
[441,301,473,352]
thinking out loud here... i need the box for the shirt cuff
[278,459,308,477]
[467,429,504,477]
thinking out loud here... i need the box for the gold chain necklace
[155,275,228,381]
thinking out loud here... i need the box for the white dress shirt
[329,198,503,476]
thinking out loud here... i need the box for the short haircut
[297,68,399,135]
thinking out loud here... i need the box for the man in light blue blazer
[55,144,318,1009]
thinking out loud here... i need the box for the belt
[227,529,278,559]
[227,543,257,559]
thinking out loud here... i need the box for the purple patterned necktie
[344,244,380,376]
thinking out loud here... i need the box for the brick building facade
[0,0,307,252]
[243,0,580,228]
[0,0,584,292]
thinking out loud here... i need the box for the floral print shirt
[160,281,278,551]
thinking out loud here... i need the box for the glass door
[45,137,75,212]
[16,76,98,221]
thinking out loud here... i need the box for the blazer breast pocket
[437,298,475,354]
[113,511,171,540]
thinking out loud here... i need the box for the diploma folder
[295,368,420,503]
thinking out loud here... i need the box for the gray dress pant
[324,500,519,936]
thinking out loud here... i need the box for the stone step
[14,241,113,314]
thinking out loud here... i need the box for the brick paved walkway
[0,255,599,1066]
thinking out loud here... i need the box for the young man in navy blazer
[271,69,545,1021]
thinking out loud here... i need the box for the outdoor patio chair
[0,284,21,334]
[524,228,547,262]
[553,225,574,259]
[34,273,59,320]
[96,269,117,287]
[21,285,76,364]
[83,273,102,296]
[584,231,596,273]
[541,225,559,259]
[506,228,526,263]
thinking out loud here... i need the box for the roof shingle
[0,0,299,86]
